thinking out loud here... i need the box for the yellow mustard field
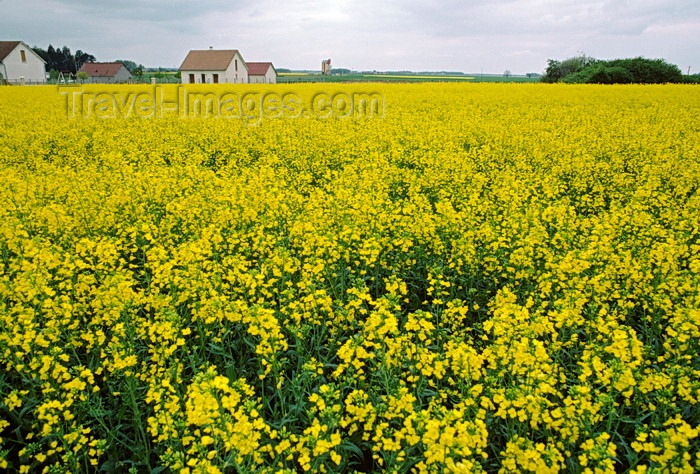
[0,83,699,473]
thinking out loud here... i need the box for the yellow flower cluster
[0,83,698,472]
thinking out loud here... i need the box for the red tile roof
[0,41,22,62]
[247,62,274,76]
[78,62,128,77]
[179,50,246,71]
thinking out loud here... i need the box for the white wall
[181,71,220,84]
[182,71,214,84]
[249,68,277,84]
[223,51,248,83]
[114,66,132,83]
[1,42,46,83]
[181,68,247,84]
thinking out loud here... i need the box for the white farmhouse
[247,62,277,84]
[179,48,248,84]
[78,62,133,84]
[0,41,47,84]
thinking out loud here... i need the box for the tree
[541,54,596,83]
[131,66,144,81]
[591,66,632,84]
[61,46,76,73]
[604,57,681,83]
[77,71,88,83]
[75,50,96,71]
[46,45,58,71]
[34,44,96,73]
[503,70,511,78]
[563,65,632,84]
[115,60,144,73]
[559,57,683,84]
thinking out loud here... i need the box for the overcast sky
[2,0,699,74]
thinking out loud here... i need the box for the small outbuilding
[247,62,277,84]
[0,41,47,84]
[78,62,133,84]
[179,48,248,84]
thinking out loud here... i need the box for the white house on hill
[0,41,46,84]
[179,48,248,84]
[247,62,277,84]
[78,62,133,84]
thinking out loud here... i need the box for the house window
[213,74,219,84]
[20,50,26,62]
[201,73,206,83]
[235,60,238,71]
[189,74,195,83]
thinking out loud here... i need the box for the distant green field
[277,73,539,83]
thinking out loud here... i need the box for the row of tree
[541,55,698,84]
[30,45,146,80]
[31,45,96,74]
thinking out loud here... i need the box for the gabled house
[179,48,248,84]
[0,41,47,84]
[78,62,132,84]
[247,62,277,84]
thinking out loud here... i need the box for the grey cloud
[47,0,245,22]
[1,0,698,73]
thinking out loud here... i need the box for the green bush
[541,55,596,83]
[560,68,595,84]
[544,56,684,84]
[678,75,700,84]
[604,57,682,83]
[592,66,633,84]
